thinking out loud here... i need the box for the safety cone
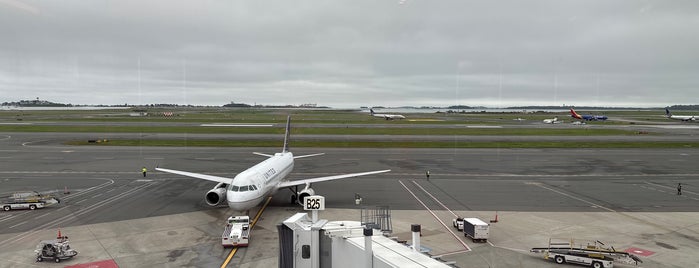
[64,186,70,195]
[490,211,499,223]
[57,228,62,239]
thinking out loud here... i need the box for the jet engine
[205,182,228,206]
[296,186,315,204]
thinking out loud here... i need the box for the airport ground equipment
[34,231,78,263]
[222,215,250,247]
[1,191,60,211]
[462,217,489,242]
[452,217,464,231]
[531,238,642,268]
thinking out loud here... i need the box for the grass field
[3,107,695,148]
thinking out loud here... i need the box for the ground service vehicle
[222,215,250,247]
[2,191,60,211]
[531,238,642,268]
[463,218,489,242]
[452,217,464,231]
[545,250,614,268]
[35,232,78,263]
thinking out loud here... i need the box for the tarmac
[1,131,699,267]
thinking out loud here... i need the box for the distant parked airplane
[370,108,406,120]
[665,108,696,122]
[542,117,559,124]
[570,108,607,121]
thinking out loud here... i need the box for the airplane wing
[253,152,274,157]
[294,153,325,159]
[156,167,233,184]
[278,169,390,188]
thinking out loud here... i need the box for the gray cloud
[1,0,698,107]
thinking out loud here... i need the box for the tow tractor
[35,230,78,263]
[531,238,642,268]
[222,215,250,247]
[1,191,60,211]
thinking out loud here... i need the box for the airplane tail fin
[370,108,375,115]
[282,115,291,153]
[665,108,672,117]
[570,108,581,118]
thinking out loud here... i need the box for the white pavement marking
[529,182,616,212]
[9,221,27,229]
[0,214,18,223]
[1,182,155,246]
[645,181,698,196]
[21,140,47,146]
[35,212,51,219]
[398,180,471,251]
[411,180,459,218]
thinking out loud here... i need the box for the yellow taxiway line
[220,196,273,268]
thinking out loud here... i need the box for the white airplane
[370,108,406,120]
[542,117,559,124]
[156,116,391,211]
[665,108,696,122]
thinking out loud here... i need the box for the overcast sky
[1,0,698,108]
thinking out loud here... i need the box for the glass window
[240,185,249,192]
[252,185,258,190]
[230,185,239,192]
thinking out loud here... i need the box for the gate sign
[303,195,325,211]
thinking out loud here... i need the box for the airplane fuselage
[668,115,696,121]
[373,114,406,120]
[226,152,294,210]
[570,109,607,121]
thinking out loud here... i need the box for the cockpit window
[229,185,257,192]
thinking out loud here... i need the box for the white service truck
[463,217,489,242]
[222,215,250,247]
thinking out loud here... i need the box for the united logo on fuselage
[263,168,277,181]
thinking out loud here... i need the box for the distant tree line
[2,99,71,107]
[667,105,699,110]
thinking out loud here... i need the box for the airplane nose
[228,199,258,211]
